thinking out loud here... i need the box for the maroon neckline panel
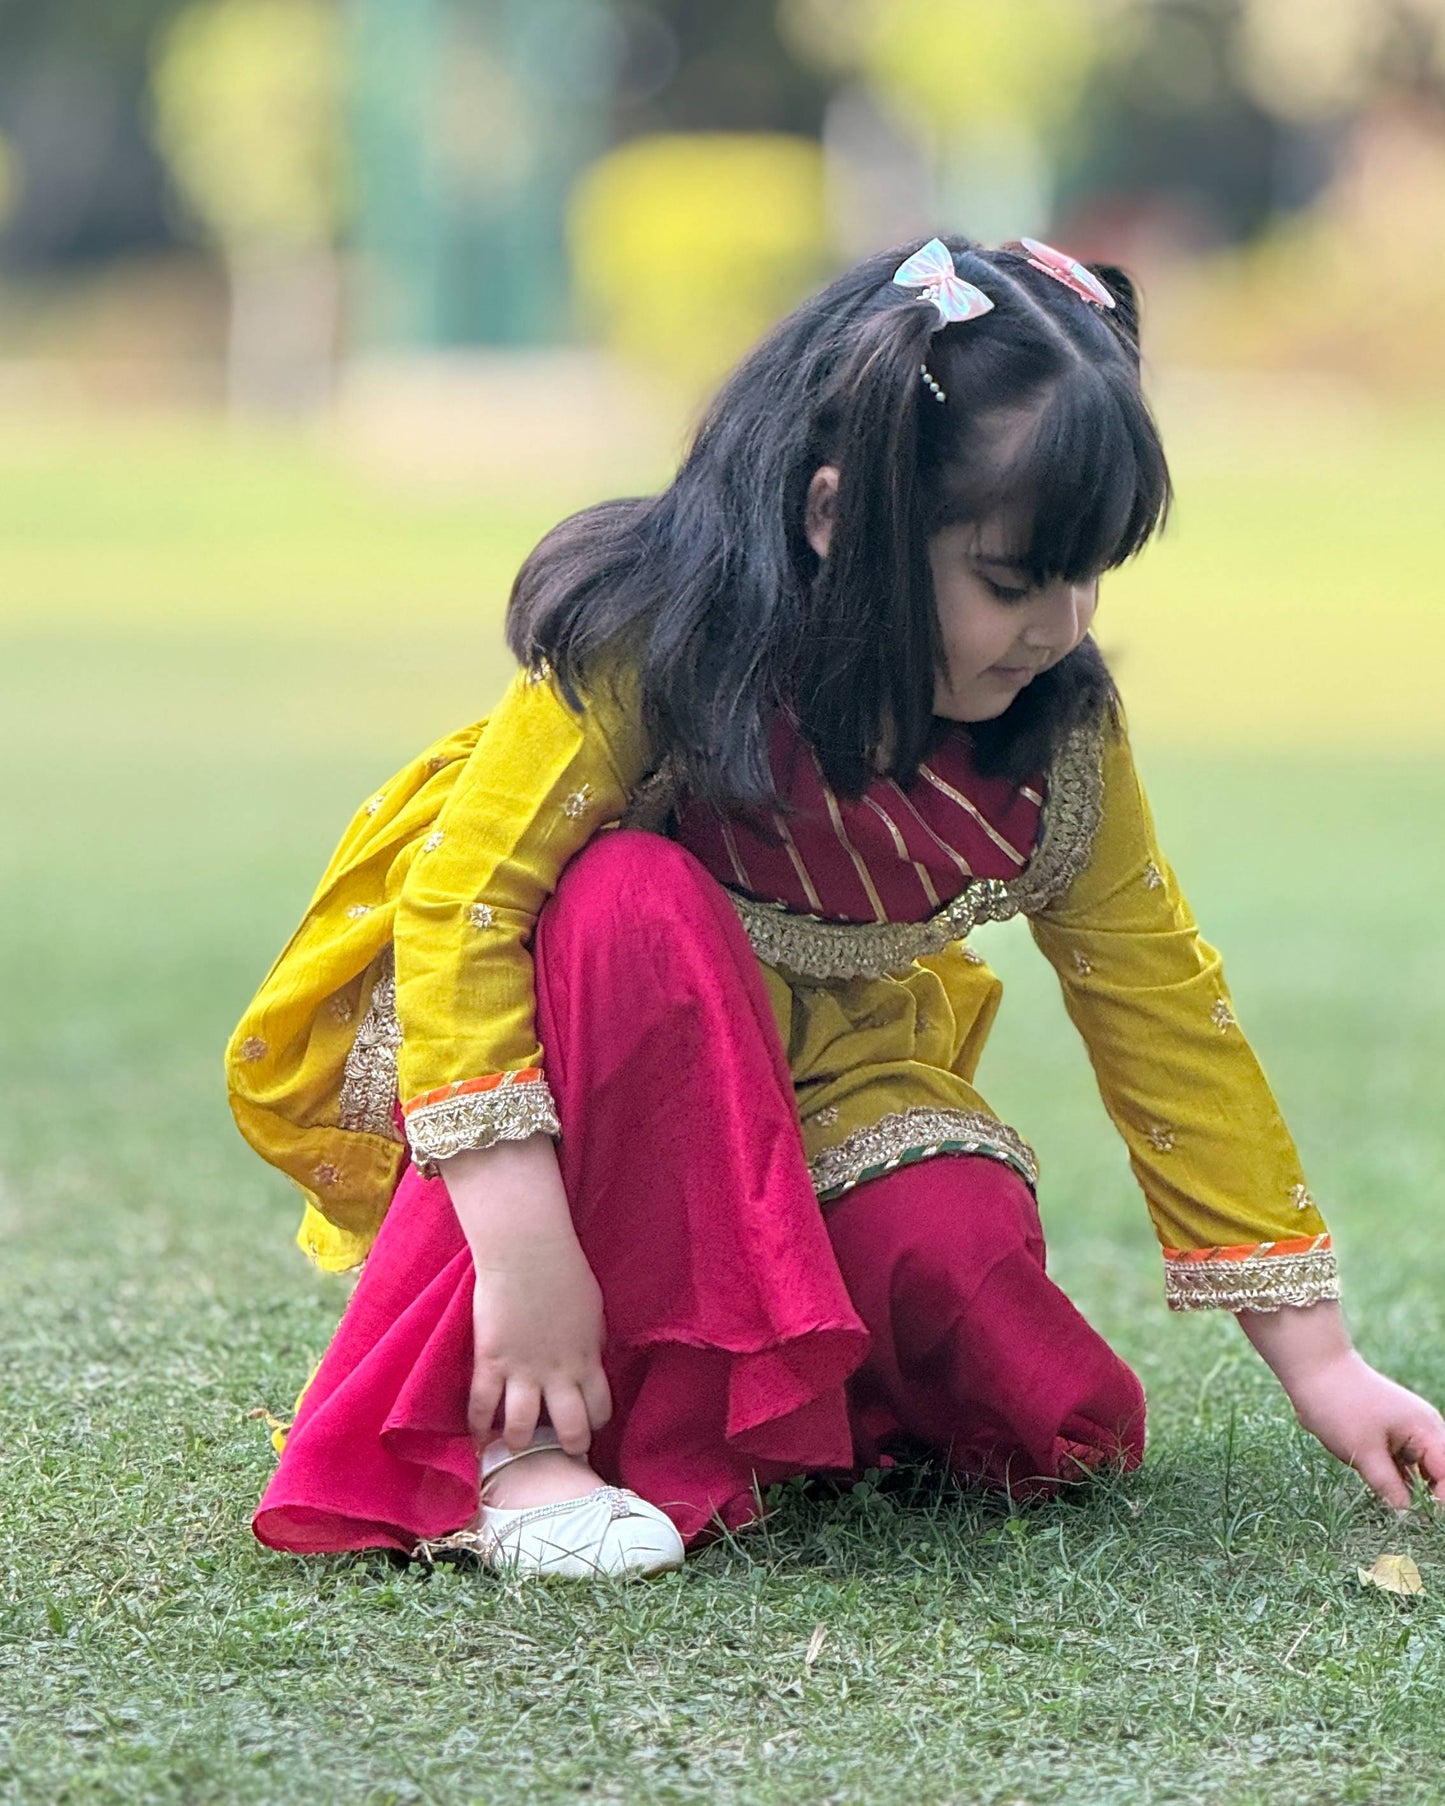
[672,712,1046,925]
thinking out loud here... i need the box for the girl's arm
[1237,1300,1445,1508]
[1026,707,1337,1313]
[392,659,650,1451]
[393,659,649,1167]
[443,1134,612,1457]
[1027,707,1445,1507]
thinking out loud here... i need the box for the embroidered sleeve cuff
[402,1068,562,1165]
[1163,1233,1340,1313]
[808,1106,1039,1201]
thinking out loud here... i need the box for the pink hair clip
[1018,237,1115,309]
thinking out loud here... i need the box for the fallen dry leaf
[804,1624,828,1668]
[1357,1554,1424,1596]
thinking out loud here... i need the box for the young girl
[230,233,1445,1579]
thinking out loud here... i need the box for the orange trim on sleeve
[402,1068,547,1115]
[1162,1233,1332,1265]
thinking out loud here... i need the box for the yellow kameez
[226,660,1338,1312]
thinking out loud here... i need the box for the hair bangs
[929,359,1171,587]
[510,231,1175,806]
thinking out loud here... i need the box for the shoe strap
[480,1423,563,1486]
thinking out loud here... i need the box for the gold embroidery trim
[337,947,403,1143]
[404,1074,562,1165]
[809,1107,1039,1201]
[1163,1243,1340,1313]
[727,714,1106,979]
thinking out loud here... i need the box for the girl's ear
[1088,262,1142,352]
[804,465,840,559]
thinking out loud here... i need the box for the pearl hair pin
[890,238,991,406]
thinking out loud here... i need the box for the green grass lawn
[2,405,1443,1804]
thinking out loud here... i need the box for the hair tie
[890,237,993,405]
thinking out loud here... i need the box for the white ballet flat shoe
[417,1427,686,1581]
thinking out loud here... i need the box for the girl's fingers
[1395,1415,1445,1502]
[581,1367,614,1431]
[1355,1444,1413,1511]
[467,1371,504,1446]
[545,1384,593,1457]
[502,1379,542,1453]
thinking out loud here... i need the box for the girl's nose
[1021,583,1090,656]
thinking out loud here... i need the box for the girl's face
[803,469,1099,723]
[927,517,1099,722]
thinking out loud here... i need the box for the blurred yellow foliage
[780,0,1110,136]
[149,0,347,254]
[567,133,827,392]
[860,0,1106,137]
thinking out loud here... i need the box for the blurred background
[3,0,1445,754]
[5,0,1445,1233]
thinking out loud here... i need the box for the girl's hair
[506,232,1173,806]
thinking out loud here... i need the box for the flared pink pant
[254,830,1146,1554]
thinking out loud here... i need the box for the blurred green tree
[0,128,19,230]
[148,0,347,412]
[613,0,827,135]
[1,0,189,59]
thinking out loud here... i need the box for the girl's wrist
[439,1134,575,1256]
[1234,1297,1355,1394]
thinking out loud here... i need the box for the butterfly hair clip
[890,237,993,404]
[1017,237,1116,309]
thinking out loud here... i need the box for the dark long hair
[506,232,1173,805]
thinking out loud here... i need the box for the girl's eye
[984,579,1029,603]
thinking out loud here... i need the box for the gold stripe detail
[1163,1245,1341,1313]
[915,763,1027,866]
[862,794,941,909]
[731,714,1106,979]
[771,808,826,915]
[337,947,403,1142]
[817,772,889,923]
[809,1107,1039,1200]
[885,777,974,879]
[718,816,753,890]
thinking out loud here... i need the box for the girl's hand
[1283,1351,1445,1511]
[440,1135,613,1458]
[1237,1300,1445,1509]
